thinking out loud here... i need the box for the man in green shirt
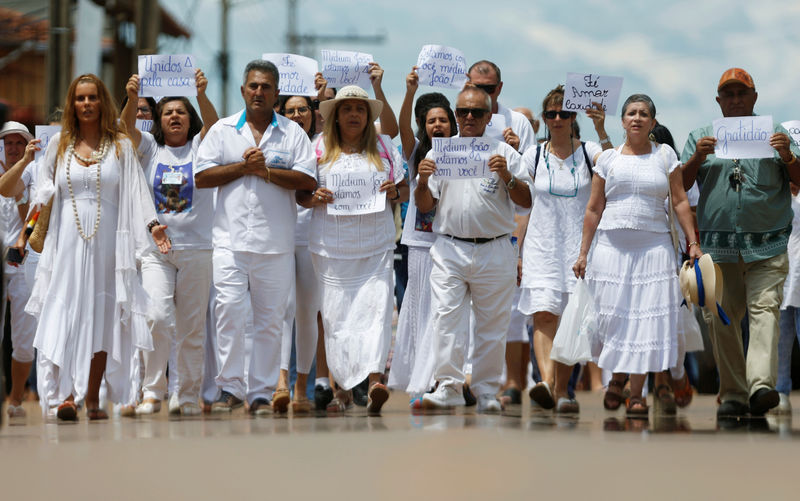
[682,68,800,419]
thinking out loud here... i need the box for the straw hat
[679,254,727,320]
[0,121,33,142]
[319,85,383,123]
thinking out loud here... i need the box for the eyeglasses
[543,110,574,120]
[455,107,490,119]
[285,106,311,116]
[137,106,152,115]
[473,83,498,94]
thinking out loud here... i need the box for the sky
[159,0,800,151]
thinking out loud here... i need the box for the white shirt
[195,109,315,254]
[139,132,214,250]
[498,102,536,154]
[783,192,800,308]
[0,162,33,250]
[424,138,530,239]
[401,140,437,248]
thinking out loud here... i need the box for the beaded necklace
[65,138,109,241]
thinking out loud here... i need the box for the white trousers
[280,245,320,373]
[2,258,39,363]
[213,248,293,404]
[140,249,212,405]
[429,236,516,396]
[201,285,220,404]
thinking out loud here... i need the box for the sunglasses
[285,106,311,116]
[543,110,574,120]
[473,83,498,94]
[455,107,490,119]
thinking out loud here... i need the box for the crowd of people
[0,59,798,424]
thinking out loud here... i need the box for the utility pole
[285,0,385,58]
[135,0,161,62]
[46,0,70,115]
[219,0,230,115]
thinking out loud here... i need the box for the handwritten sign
[431,137,498,179]
[713,115,774,159]
[416,45,467,90]
[484,114,507,141]
[261,53,319,97]
[563,73,623,115]
[327,170,387,215]
[35,125,62,162]
[136,119,153,133]
[782,120,800,147]
[321,50,373,89]
[138,54,197,97]
[0,141,5,166]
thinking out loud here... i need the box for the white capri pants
[2,260,38,363]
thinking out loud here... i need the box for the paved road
[1,393,797,500]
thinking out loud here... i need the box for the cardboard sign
[713,115,774,159]
[35,125,62,162]
[138,54,197,97]
[431,136,498,179]
[563,73,623,115]
[327,170,387,215]
[484,114,507,141]
[261,53,319,97]
[136,119,154,133]
[320,50,373,89]
[781,120,800,147]
[416,45,468,89]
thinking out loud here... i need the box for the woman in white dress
[519,85,611,413]
[121,69,218,417]
[299,85,408,415]
[27,74,170,421]
[573,94,701,417]
[388,67,457,406]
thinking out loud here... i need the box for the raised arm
[573,175,607,278]
[194,68,219,140]
[414,158,438,213]
[370,62,398,138]
[680,133,715,191]
[586,101,613,150]
[399,67,419,161]
[0,139,39,197]
[122,75,143,148]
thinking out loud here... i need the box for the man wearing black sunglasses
[466,60,535,154]
[414,86,532,413]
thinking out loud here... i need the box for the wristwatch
[506,176,517,189]
[147,219,160,234]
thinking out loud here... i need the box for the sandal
[654,384,677,415]
[87,408,109,421]
[272,388,291,413]
[671,374,694,408]
[555,397,580,414]
[291,397,312,415]
[366,382,389,415]
[529,382,555,410]
[603,378,626,411]
[626,396,649,418]
[326,390,352,414]
[56,401,78,422]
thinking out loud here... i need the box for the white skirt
[312,250,394,390]
[387,246,436,395]
[586,229,679,374]
[518,286,570,317]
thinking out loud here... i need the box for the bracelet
[599,137,611,145]
[782,152,797,165]
[147,220,160,234]
[390,186,400,201]
[688,241,699,248]
[266,167,271,183]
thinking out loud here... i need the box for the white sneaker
[422,385,464,409]
[773,393,792,415]
[168,393,180,415]
[135,399,162,415]
[477,394,503,414]
[180,402,202,416]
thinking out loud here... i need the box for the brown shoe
[291,397,312,414]
[272,388,291,413]
[367,383,389,415]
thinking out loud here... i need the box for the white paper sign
[484,114,507,141]
[35,125,62,162]
[261,53,319,97]
[781,120,800,147]
[138,54,197,97]
[320,50,373,89]
[431,137,498,179]
[713,115,774,159]
[416,45,468,90]
[136,119,153,133]
[563,73,623,115]
[0,141,5,167]
[326,170,387,215]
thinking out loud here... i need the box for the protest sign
[35,125,62,162]
[138,55,197,97]
[0,141,5,166]
[321,50,373,89]
[327,170,387,215]
[416,45,467,89]
[261,53,319,97]
[713,115,774,159]
[431,137,498,179]
[563,73,623,115]
[781,120,800,147]
[136,119,154,133]
[484,114,507,141]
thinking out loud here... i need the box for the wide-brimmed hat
[717,68,755,92]
[0,121,33,142]
[679,254,730,324]
[319,85,383,123]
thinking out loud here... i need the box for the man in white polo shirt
[415,87,532,413]
[196,60,316,414]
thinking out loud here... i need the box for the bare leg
[503,341,524,391]
[278,368,290,392]
[587,362,603,391]
[518,342,530,391]
[294,372,308,400]
[532,312,558,388]
[315,313,328,378]
[9,359,32,406]
[629,373,646,400]
[86,351,107,410]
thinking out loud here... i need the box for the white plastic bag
[679,304,705,353]
[551,279,597,365]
